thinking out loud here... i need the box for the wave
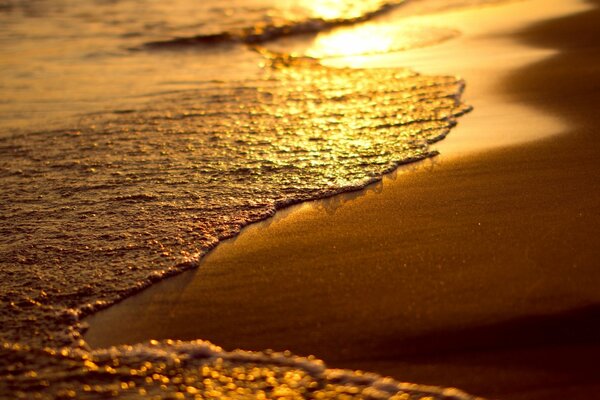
[0,56,471,397]
[138,0,512,50]
[1,339,479,399]
[142,1,403,48]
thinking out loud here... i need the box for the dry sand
[85,1,600,398]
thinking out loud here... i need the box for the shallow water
[0,59,469,345]
[0,0,501,398]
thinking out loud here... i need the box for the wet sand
[85,1,600,399]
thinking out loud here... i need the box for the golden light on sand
[303,19,459,64]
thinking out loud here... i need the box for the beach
[1,0,599,398]
[83,0,600,399]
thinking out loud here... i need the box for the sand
[84,1,600,399]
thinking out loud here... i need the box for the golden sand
[85,1,600,398]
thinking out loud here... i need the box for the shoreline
[84,1,600,399]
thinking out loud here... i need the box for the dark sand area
[85,1,600,399]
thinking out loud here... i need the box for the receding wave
[0,56,470,397]
[142,1,403,48]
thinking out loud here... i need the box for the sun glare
[300,0,351,20]
[296,0,387,20]
[308,25,395,58]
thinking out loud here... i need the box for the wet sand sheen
[85,1,600,399]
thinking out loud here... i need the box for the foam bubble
[1,340,480,399]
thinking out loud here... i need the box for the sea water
[1,0,498,398]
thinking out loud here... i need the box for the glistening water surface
[0,0,493,398]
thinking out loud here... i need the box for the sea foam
[0,57,470,398]
[1,340,479,399]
